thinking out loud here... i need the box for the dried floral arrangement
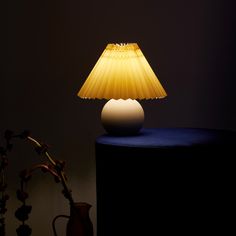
[0,130,75,236]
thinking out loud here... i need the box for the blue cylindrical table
[95,128,236,236]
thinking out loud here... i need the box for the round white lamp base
[101,99,144,136]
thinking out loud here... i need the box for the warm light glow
[78,43,167,99]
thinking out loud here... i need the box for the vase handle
[52,214,70,236]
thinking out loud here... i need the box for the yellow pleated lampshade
[78,43,167,100]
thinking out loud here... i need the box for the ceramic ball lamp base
[101,99,144,136]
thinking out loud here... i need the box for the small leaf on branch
[6,143,13,151]
[16,224,32,236]
[4,130,13,140]
[15,205,32,222]
[16,189,29,202]
[19,170,32,182]
[55,160,65,172]
[35,144,49,155]
[0,147,6,156]
[62,189,72,200]
[0,156,8,168]
[19,130,30,139]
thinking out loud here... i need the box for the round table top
[96,128,236,148]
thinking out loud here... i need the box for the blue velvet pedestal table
[95,128,236,236]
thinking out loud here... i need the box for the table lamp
[77,43,167,135]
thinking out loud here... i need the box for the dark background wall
[1,0,236,235]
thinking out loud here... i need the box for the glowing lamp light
[78,43,167,135]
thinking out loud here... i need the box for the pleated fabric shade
[78,43,167,100]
